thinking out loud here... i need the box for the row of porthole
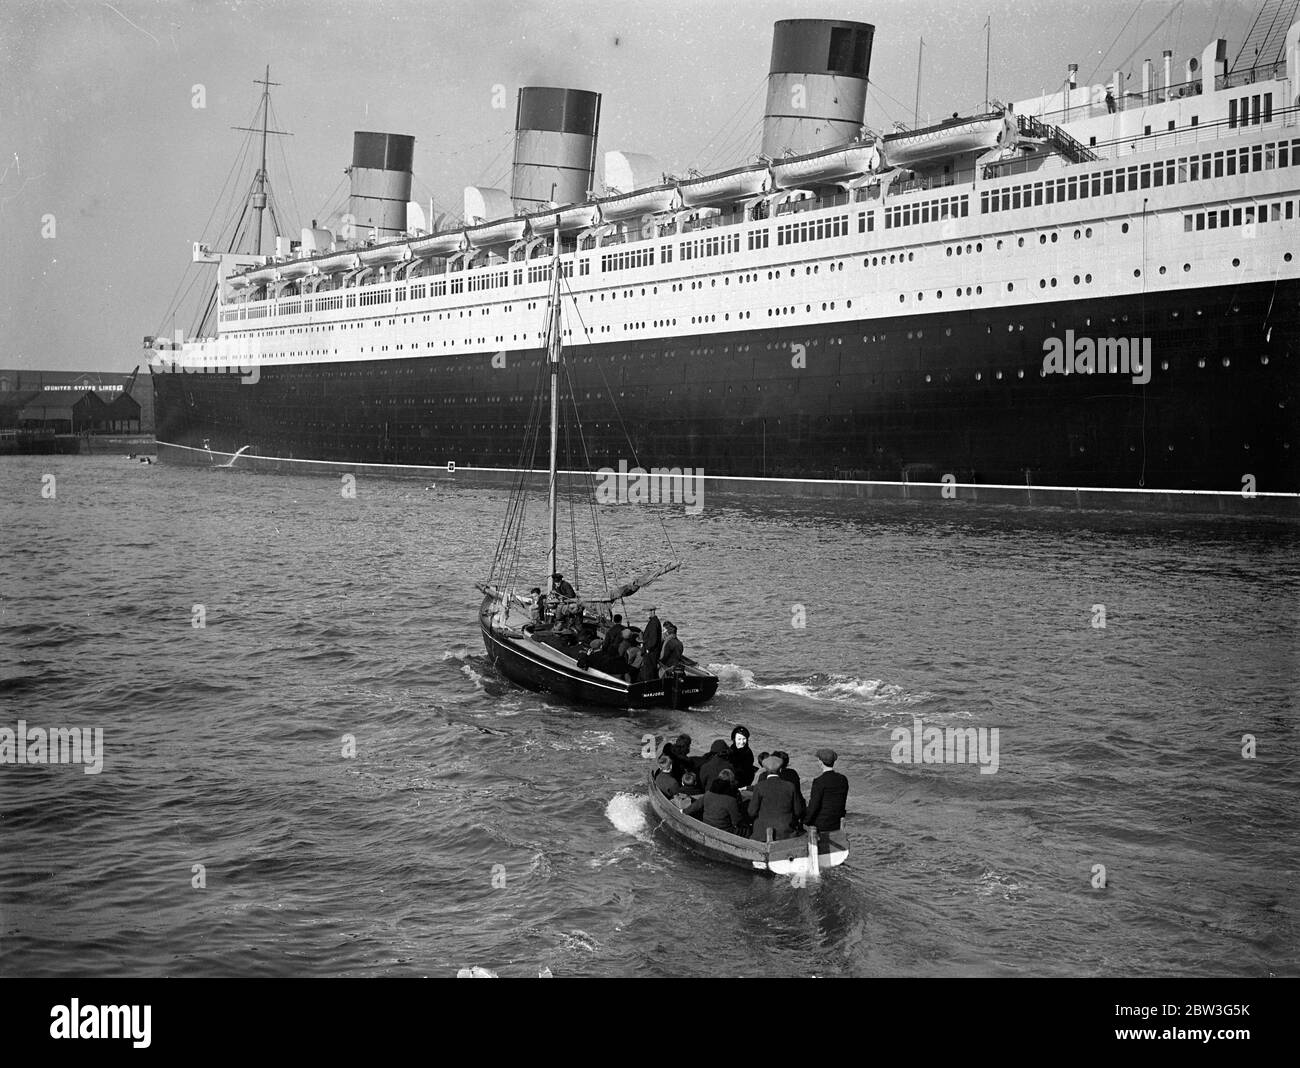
[865,252,919,267]
[912,353,1267,385]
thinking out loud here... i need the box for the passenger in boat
[684,774,744,833]
[616,628,636,659]
[658,622,685,677]
[774,751,806,808]
[726,725,756,788]
[601,614,624,649]
[678,770,704,798]
[804,749,849,832]
[640,607,662,675]
[661,734,696,779]
[654,755,681,798]
[748,755,805,842]
[552,573,576,599]
[625,643,645,682]
[511,587,543,624]
[698,740,733,792]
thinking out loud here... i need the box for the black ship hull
[153,281,1300,498]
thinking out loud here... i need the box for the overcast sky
[0,0,1239,372]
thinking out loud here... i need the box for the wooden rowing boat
[646,769,849,876]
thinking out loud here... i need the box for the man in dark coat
[658,622,685,676]
[774,751,805,809]
[685,777,743,833]
[726,725,756,788]
[748,755,804,841]
[552,573,576,599]
[698,740,732,791]
[654,755,680,799]
[640,607,662,676]
[804,749,849,832]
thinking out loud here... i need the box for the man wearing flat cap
[804,748,849,832]
[748,754,805,841]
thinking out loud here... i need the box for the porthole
[947,247,953,257]
[1085,274,1092,283]
[1121,223,1129,234]
[1051,233,1058,242]
[1222,357,1231,367]
[1073,229,1081,240]
[1007,282,1014,291]
[1261,355,1270,365]
[1134,269,1141,277]
[1286,253,1294,262]
[1073,275,1080,284]
[1159,266,1167,275]
[997,239,1004,250]
[1197,357,1206,368]
[1085,227,1093,238]
[1232,258,1240,267]
[1160,360,1169,371]
[1039,279,1046,289]
[1017,369,1024,379]
[975,371,982,381]
[925,374,931,382]
[995,371,1002,380]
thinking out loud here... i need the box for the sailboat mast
[545,225,562,591]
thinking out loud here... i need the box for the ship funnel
[762,19,874,159]
[511,87,601,213]
[348,132,415,242]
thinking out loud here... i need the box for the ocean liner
[149,11,1300,508]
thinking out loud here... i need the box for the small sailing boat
[477,231,719,710]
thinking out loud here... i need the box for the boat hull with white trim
[646,769,850,875]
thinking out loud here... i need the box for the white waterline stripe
[156,442,1300,500]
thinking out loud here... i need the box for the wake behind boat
[476,231,718,710]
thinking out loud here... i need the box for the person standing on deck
[658,623,684,677]
[640,607,662,677]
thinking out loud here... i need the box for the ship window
[1264,93,1273,123]
[1214,152,1224,177]
[1233,208,1242,225]
[1229,99,1238,128]
[1140,165,1150,189]
[1034,183,1043,206]
[1091,176,1101,197]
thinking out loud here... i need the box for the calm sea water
[1,454,1296,977]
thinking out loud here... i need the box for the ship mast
[232,66,289,256]
[545,226,562,592]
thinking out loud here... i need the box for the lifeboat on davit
[529,202,601,234]
[465,218,528,248]
[771,142,880,188]
[411,231,467,257]
[883,113,1003,169]
[358,242,412,267]
[678,164,770,207]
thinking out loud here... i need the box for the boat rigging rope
[560,272,681,567]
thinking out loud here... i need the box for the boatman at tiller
[804,749,849,832]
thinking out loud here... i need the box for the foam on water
[605,792,651,839]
